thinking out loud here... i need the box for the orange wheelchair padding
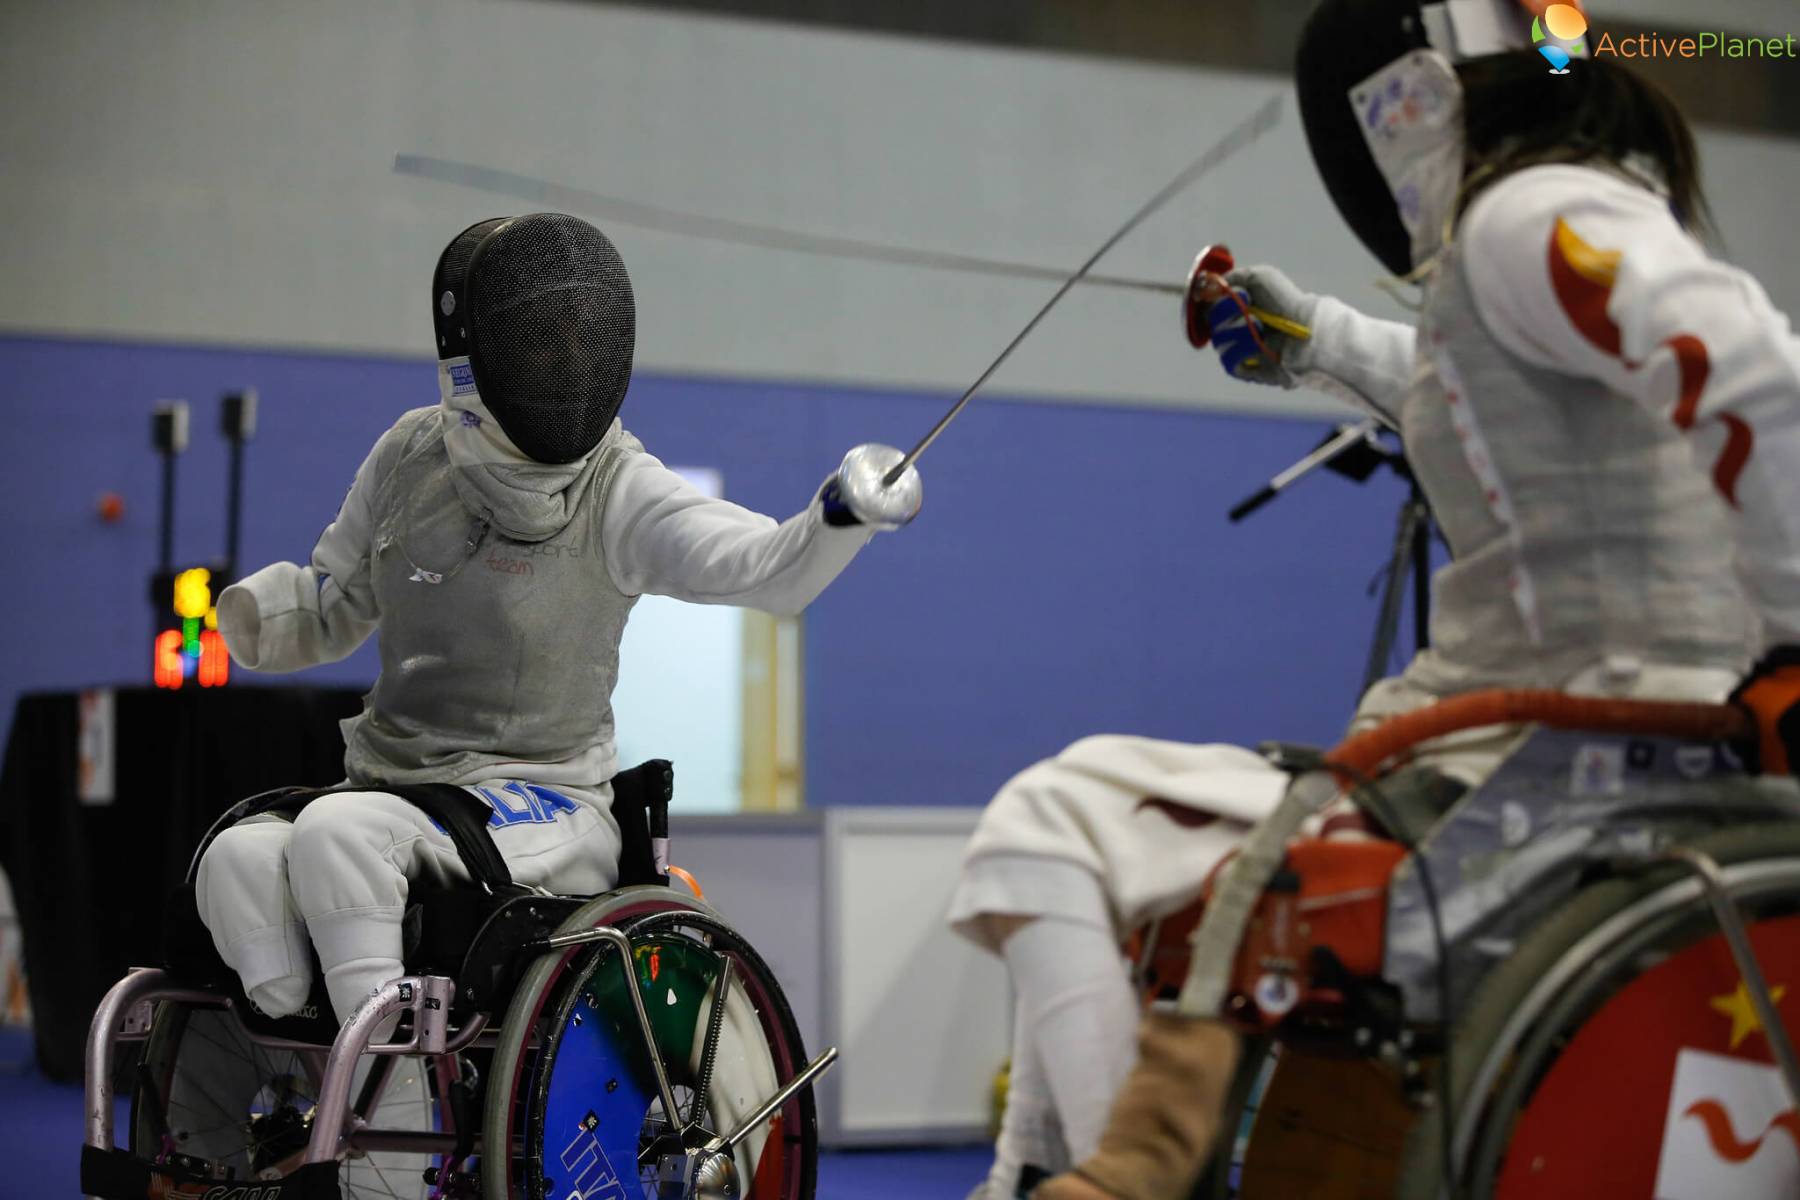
[1134,840,1407,1027]
[1323,688,1751,781]
[1135,692,1752,1028]
[1126,691,1763,1196]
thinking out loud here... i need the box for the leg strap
[237,783,515,893]
[81,1144,341,1199]
[377,784,514,892]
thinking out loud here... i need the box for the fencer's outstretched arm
[1214,265,1417,426]
[1462,164,1800,646]
[216,430,393,672]
[602,452,876,617]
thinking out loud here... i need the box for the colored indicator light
[197,629,230,688]
[182,615,202,658]
[173,567,213,620]
[153,630,184,690]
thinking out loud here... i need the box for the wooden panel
[1238,1052,1419,1199]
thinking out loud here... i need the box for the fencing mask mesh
[1296,0,1435,277]
[434,213,636,465]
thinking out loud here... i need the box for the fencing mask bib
[432,213,636,465]
[1296,0,1589,276]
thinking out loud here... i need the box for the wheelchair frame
[81,761,834,1200]
[87,968,484,1172]
[1149,690,1800,1198]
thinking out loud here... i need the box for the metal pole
[1363,495,1427,693]
[1227,420,1381,523]
[225,438,244,575]
[1664,848,1800,1108]
[1410,487,1432,652]
[710,1046,840,1153]
[159,452,176,574]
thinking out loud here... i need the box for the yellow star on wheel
[1710,979,1788,1051]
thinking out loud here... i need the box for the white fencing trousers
[979,879,1140,1198]
[948,736,1289,949]
[195,781,621,1025]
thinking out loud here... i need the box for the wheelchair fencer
[80,760,832,1200]
[1119,690,1800,1200]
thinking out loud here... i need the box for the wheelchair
[79,760,831,1200]
[1130,690,1800,1199]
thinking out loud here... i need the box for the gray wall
[6,0,1794,419]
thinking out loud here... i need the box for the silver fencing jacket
[1300,163,1800,706]
[1400,224,1757,696]
[220,402,874,788]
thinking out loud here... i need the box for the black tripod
[1229,420,1435,695]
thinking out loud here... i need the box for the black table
[0,686,363,1080]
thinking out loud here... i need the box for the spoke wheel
[1396,822,1800,1199]
[132,1004,440,1199]
[483,887,817,1199]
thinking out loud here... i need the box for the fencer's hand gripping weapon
[872,95,1285,491]
[394,97,1281,520]
[1180,242,1313,357]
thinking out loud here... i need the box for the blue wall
[0,334,1416,807]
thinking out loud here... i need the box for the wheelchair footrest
[80,1144,342,1200]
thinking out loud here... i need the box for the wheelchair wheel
[1397,821,1800,1199]
[482,886,817,1199]
[132,1002,441,1198]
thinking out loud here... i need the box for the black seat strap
[231,782,514,893]
[379,783,514,891]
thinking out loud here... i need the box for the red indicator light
[197,630,230,688]
[153,630,184,690]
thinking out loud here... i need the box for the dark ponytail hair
[1456,51,1709,233]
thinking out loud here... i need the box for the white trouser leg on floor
[983,999,1067,1198]
[1002,910,1140,1163]
[194,814,313,1017]
[286,784,621,1026]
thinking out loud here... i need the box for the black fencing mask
[1296,0,1583,276]
[432,213,635,464]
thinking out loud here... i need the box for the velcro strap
[81,1145,341,1200]
[379,783,515,891]
[223,782,513,892]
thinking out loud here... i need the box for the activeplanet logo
[1592,30,1800,60]
[1532,3,1590,73]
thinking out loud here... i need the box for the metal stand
[1227,422,1436,697]
[149,401,189,592]
[1361,468,1433,695]
[220,390,256,580]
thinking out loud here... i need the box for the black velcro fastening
[80,1144,342,1199]
[379,783,514,891]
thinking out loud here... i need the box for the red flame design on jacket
[1547,218,1752,507]
[1683,1099,1800,1162]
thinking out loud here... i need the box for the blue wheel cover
[541,988,655,1198]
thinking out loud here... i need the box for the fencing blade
[393,153,1182,297]
[882,93,1283,485]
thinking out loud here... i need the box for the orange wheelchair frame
[1132,690,1800,1198]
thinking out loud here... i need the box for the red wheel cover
[1495,913,1800,1198]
